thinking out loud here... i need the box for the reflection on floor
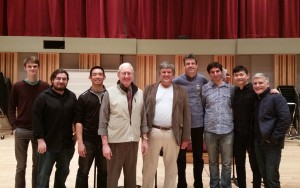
[0,135,300,188]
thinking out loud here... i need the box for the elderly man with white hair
[98,62,149,188]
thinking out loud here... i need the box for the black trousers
[177,127,204,188]
[233,132,261,188]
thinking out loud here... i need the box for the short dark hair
[183,54,197,64]
[90,66,105,76]
[23,56,40,67]
[206,62,222,73]
[50,69,69,82]
[233,65,248,74]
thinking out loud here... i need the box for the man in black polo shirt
[74,66,107,188]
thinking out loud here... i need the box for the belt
[152,125,172,130]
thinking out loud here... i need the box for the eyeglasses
[120,72,132,76]
[54,77,68,81]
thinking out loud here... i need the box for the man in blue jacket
[252,73,290,188]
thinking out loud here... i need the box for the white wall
[67,69,118,98]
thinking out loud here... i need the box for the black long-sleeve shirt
[32,88,77,152]
[233,83,256,135]
[73,87,106,142]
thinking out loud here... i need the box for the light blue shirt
[201,81,234,134]
[173,73,208,128]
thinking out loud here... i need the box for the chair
[0,107,12,139]
[277,86,299,135]
[287,103,297,136]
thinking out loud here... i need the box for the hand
[270,88,279,94]
[78,142,87,157]
[102,144,112,160]
[141,139,149,155]
[180,140,190,149]
[37,139,47,154]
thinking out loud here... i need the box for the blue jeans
[14,128,38,188]
[204,131,234,188]
[75,141,107,188]
[254,140,282,188]
[37,148,74,188]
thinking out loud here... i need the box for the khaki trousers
[142,128,179,188]
[107,142,139,188]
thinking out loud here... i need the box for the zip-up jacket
[32,88,77,152]
[254,88,291,146]
[98,82,148,143]
[74,87,106,142]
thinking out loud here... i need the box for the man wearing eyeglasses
[32,69,77,188]
[98,62,148,188]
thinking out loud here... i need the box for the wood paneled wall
[213,55,235,84]
[38,53,60,84]
[274,54,297,87]
[136,55,157,90]
[0,52,18,83]
[79,53,101,69]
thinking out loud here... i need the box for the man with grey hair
[98,62,148,188]
[252,73,290,188]
[142,61,191,188]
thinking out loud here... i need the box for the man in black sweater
[232,65,261,188]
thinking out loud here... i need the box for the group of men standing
[8,54,290,188]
